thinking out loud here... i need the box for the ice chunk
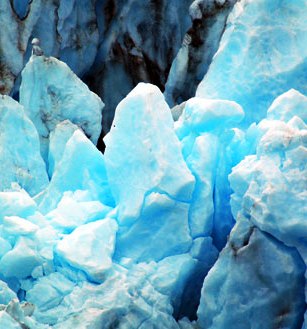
[0,237,42,279]
[196,0,307,125]
[104,83,195,224]
[267,89,307,123]
[175,98,245,248]
[20,55,104,161]
[0,189,37,221]
[230,102,307,248]
[30,264,178,328]
[0,96,48,196]
[26,272,75,313]
[115,192,192,263]
[56,218,118,282]
[48,120,79,177]
[197,217,306,329]
[3,216,39,236]
[0,281,16,305]
[46,191,112,233]
[39,130,114,214]
[176,98,244,139]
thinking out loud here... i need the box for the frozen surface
[0,2,306,326]
[39,130,114,214]
[0,96,48,196]
[104,83,195,262]
[56,218,118,283]
[175,98,245,248]
[197,217,306,329]
[20,55,104,162]
[196,0,307,125]
[229,89,307,250]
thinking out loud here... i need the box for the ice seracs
[20,55,104,163]
[0,96,48,196]
[196,0,307,125]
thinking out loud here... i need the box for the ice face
[104,83,195,223]
[0,96,48,196]
[229,89,307,249]
[0,0,307,324]
[19,55,104,163]
[175,98,246,249]
[197,217,306,329]
[38,130,114,214]
[196,0,307,126]
[104,83,195,262]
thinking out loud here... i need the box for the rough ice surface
[175,98,245,249]
[197,217,306,329]
[0,96,48,196]
[0,0,307,328]
[196,0,307,126]
[20,55,104,162]
[39,129,114,214]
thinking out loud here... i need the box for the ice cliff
[0,0,237,137]
[0,0,306,328]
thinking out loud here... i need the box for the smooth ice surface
[196,0,307,125]
[104,83,195,263]
[0,96,48,196]
[48,120,79,178]
[20,55,104,162]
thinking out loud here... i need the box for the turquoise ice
[0,0,306,327]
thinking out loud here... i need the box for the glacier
[0,0,306,328]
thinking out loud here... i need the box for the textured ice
[39,130,114,214]
[20,55,104,162]
[0,3,307,326]
[175,98,245,248]
[229,89,307,249]
[197,217,306,329]
[0,96,48,196]
[196,0,307,125]
[56,218,118,283]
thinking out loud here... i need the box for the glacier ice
[20,55,104,162]
[0,96,48,196]
[38,129,114,214]
[56,218,118,283]
[0,0,307,327]
[175,98,245,248]
[196,0,307,126]
[197,217,306,329]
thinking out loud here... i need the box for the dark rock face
[0,0,237,140]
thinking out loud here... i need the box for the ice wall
[0,0,306,328]
[196,0,307,126]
